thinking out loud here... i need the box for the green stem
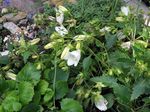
[53,56,57,107]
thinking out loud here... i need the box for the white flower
[143,15,150,26]
[62,49,81,66]
[95,96,108,111]
[100,26,111,33]
[56,9,64,25]
[121,41,131,49]
[0,50,9,56]
[121,6,130,16]
[55,25,68,36]
[3,36,9,43]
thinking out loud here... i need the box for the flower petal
[55,25,68,36]
[0,50,9,56]
[67,57,76,66]
[56,10,64,25]
[121,6,129,16]
[121,41,131,49]
[95,96,108,111]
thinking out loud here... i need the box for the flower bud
[116,17,124,22]
[32,55,38,59]
[6,72,16,80]
[58,5,69,13]
[44,42,56,49]
[29,38,40,45]
[76,42,81,49]
[61,47,70,59]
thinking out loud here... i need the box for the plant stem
[53,56,57,107]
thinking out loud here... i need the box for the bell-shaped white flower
[55,25,68,36]
[0,50,9,56]
[143,15,150,26]
[95,96,108,111]
[62,49,81,66]
[56,9,64,25]
[121,41,131,49]
[121,6,130,16]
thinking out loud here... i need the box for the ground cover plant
[0,0,150,112]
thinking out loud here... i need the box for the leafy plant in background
[0,0,150,112]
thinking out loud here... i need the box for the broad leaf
[55,81,69,100]
[0,56,9,65]
[131,79,147,100]
[91,75,118,87]
[44,68,69,82]
[43,88,54,103]
[61,98,83,112]
[18,81,34,105]
[21,103,41,112]
[17,63,41,85]
[38,80,49,95]
[113,84,131,104]
[83,56,92,71]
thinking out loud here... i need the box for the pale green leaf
[18,81,34,105]
[61,98,83,112]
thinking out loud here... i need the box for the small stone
[11,12,27,23]
[1,8,8,14]
[0,17,6,23]
[18,19,28,26]
[3,22,22,34]
[3,13,14,21]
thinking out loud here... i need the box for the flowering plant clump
[0,0,150,112]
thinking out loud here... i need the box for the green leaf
[113,84,131,104]
[17,63,41,85]
[33,91,41,104]
[12,102,22,111]
[0,79,8,95]
[83,56,92,71]
[21,51,32,63]
[104,93,114,109]
[45,68,69,82]
[131,79,147,100]
[0,56,9,65]
[61,98,83,112]
[18,81,34,105]
[43,88,54,103]
[2,91,22,112]
[91,75,118,87]
[38,80,49,95]
[21,103,41,112]
[105,33,117,49]
[56,81,69,100]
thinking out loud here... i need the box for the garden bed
[0,0,150,112]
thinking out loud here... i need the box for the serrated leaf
[21,103,41,112]
[12,102,22,111]
[104,93,114,109]
[18,82,34,105]
[105,33,117,49]
[55,81,69,100]
[91,75,118,87]
[17,63,41,85]
[83,56,92,71]
[61,98,83,112]
[43,89,54,103]
[113,84,131,104]
[38,80,49,95]
[2,91,22,112]
[45,68,69,82]
[21,51,32,63]
[131,79,147,101]
[0,56,9,65]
